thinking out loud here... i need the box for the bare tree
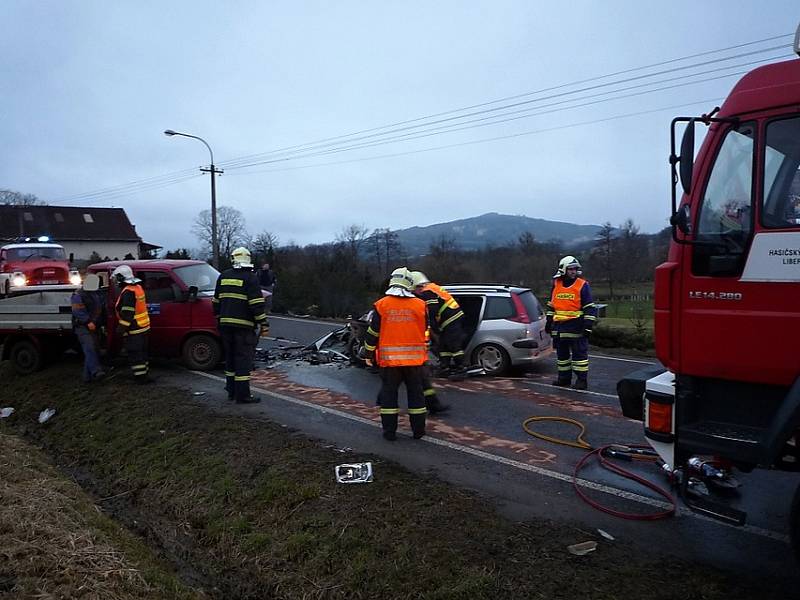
[192,206,249,264]
[593,222,616,300]
[0,189,44,206]
[335,224,369,262]
[368,228,402,275]
[252,230,279,264]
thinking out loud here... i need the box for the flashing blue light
[37,236,50,242]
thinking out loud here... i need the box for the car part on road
[335,462,373,484]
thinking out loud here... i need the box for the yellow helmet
[388,266,414,290]
[409,271,430,288]
[231,247,253,268]
[553,255,582,278]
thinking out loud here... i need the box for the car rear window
[516,290,543,318]
[483,296,516,320]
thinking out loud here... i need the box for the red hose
[573,444,676,520]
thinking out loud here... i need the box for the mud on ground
[0,361,782,599]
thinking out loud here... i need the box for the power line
[227,97,727,176]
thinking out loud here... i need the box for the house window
[83,213,94,223]
[54,212,64,222]
[23,212,33,221]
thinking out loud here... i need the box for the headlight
[69,272,82,286]
[11,274,26,287]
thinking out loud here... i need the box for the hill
[395,212,602,255]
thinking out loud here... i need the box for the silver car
[443,284,553,375]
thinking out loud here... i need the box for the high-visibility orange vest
[551,278,586,322]
[374,295,427,367]
[115,283,151,333]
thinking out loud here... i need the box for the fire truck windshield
[7,246,66,261]
[173,263,220,292]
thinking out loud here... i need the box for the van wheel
[10,339,43,375]
[182,334,221,371]
[472,343,510,376]
[1,280,9,299]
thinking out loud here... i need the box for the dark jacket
[213,267,268,328]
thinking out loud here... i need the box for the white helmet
[409,271,430,288]
[388,266,414,290]
[231,246,253,268]
[111,264,139,284]
[553,255,582,278]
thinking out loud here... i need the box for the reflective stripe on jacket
[418,282,464,331]
[115,284,150,334]
[550,278,586,322]
[371,295,428,367]
[213,267,267,329]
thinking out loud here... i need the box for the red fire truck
[618,30,800,548]
[0,237,82,296]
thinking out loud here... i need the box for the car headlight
[69,272,82,286]
[11,274,26,287]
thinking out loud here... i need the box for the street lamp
[164,129,223,269]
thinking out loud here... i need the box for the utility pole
[200,164,224,269]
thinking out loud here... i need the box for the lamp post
[164,129,223,269]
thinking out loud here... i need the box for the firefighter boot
[572,375,588,390]
[426,394,450,415]
[551,377,571,387]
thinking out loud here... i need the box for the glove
[260,322,270,338]
[585,328,592,338]
[115,324,126,337]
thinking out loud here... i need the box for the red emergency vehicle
[0,237,81,296]
[618,30,800,547]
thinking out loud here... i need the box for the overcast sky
[2,1,798,250]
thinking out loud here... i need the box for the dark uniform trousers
[125,333,149,380]
[554,334,588,384]
[221,327,258,401]
[439,318,467,368]
[378,366,426,436]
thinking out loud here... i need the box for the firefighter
[213,247,268,404]
[545,256,597,390]
[112,265,151,383]
[409,271,467,380]
[363,267,428,441]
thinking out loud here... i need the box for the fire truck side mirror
[679,120,695,195]
[670,204,692,236]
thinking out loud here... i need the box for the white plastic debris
[0,407,14,419]
[597,529,615,541]
[192,391,206,396]
[567,541,598,556]
[38,408,56,424]
[335,462,373,484]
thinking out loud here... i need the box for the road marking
[190,370,788,544]
[271,315,343,327]
[589,353,657,365]
[519,379,619,400]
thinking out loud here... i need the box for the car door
[135,269,190,357]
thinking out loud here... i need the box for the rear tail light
[646,400,673,435]
[509,292,531,324]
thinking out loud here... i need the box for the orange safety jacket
[550,278,586,322]
[115,283,151,334]
[371,295,428,367]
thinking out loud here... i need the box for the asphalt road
[164,314,799,584]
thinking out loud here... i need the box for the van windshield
[173,263,220,292]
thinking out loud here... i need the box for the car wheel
[10,339,43,375]
[472,343,510,376]
[182,334,221,371]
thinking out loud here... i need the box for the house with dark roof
[0,205,161,262]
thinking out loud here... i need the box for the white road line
[520,379,619,400]
[190,370,788,544]
[271,315,343,327]
[589,354,657,365]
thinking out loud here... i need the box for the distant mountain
[395,212,602,255]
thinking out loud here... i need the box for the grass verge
[0,361,782,599]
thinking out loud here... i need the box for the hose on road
[522,415,676,520]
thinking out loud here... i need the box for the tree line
[175,205,670,317]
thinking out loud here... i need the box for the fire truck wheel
[182,334,221,371]
[10,339,43,375]
[791,481,800,561]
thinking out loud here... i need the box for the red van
[89,259,222,370]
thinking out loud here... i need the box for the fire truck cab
[0,237,81,296]
[618,30,800,544]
